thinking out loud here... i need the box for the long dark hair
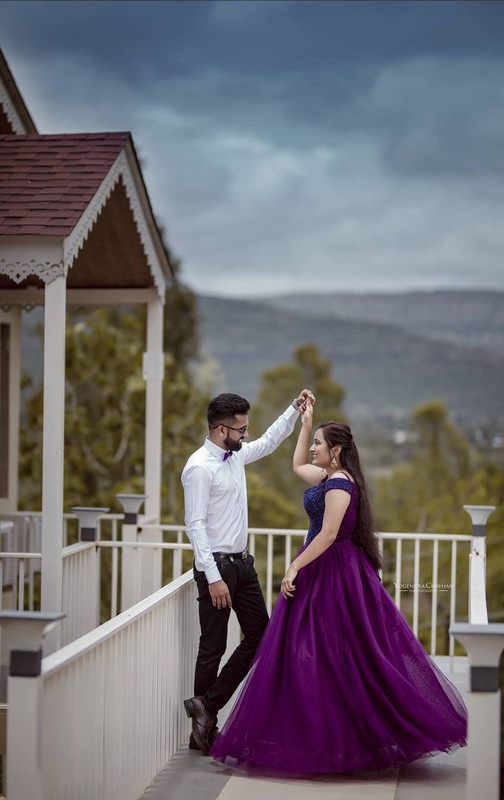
[317,422,382,571]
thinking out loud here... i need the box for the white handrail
[0,524,476,652]
[39,571,199,800]
[43,570,194,674]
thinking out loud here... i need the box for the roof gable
[0,133,129,235]
[0,133,173,299]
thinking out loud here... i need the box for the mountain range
[20,289,504,435]
[196,290,504,433]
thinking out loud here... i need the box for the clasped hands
[296,389,316,414]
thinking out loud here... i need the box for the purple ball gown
[211,477,467,775]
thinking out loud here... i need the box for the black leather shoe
[189,725,219,751]
[184,697,216,755]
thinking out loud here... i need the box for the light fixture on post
[116,494,147,525]
[463,504,496,537]
[116,494,148,612]
[463,505,495,625]
[71,507,110,542]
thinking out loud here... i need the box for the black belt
[213,548,249,562]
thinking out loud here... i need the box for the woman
[211,400,467,775]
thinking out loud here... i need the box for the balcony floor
[141,657,468,800]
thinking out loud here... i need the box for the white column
[0,307,21,513]
[2,611,64,800]
[464,505,495,624]
[451,623,504,800]
[144,296,164,522]
[7,676,43,800]
[141,297,164,595]
[41,275,67,643]
[9,307,21,511]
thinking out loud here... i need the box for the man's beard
[224,434,243,452]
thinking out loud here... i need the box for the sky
[1,0,504,298]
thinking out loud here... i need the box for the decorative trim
[0,82,26,134]
[472,525,486,537]
[0,258,66,285]
[64,150,166,302]
[0,150,166,299]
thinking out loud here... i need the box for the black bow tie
[223,451,233,461]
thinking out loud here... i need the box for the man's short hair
[207,393,250,427]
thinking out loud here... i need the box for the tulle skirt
[211,539,467,775]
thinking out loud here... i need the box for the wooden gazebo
[0,50,174,633]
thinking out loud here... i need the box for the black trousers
[193,554,269,717]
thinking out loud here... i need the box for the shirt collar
[204,438,229,461]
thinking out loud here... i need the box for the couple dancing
[181,390,466,775]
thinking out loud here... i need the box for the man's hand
[209,579,232,609]
[295,389,316,412]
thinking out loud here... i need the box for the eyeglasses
[214,424,249,435]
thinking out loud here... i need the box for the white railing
[0,511,122,611]
[40,571,199,800]
[0,509,492,800]
[61,542,100,645]
[141,523,471,657]
[0,519,475,654]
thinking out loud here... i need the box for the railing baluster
[18,558,25,610]
[285,535,291,573]
[12,557,18,610]
[449,539,458,657]
[431,538,439,656]
[413,538,420,636]
[266,534,273,614]
[395,537,402,609]
[111,545,118,619]
[172,529,182,580]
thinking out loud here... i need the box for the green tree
[375,400,504,649]
[19,280,209,521]
[376,400,471,534]
[247,343,346,527]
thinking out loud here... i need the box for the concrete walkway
[141,657,468,800]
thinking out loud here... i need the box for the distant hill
[259,290,504,355]
[197,292,504,431]
[20,290,504,433]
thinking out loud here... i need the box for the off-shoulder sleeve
[324,478,355,496]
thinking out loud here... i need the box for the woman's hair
[317,422,382,571]
[207,393,250,428]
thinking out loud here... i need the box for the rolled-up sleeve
[181,464,221,584]
[243,404,299,464]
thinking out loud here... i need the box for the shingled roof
[0,132,130,235]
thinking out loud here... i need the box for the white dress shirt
[181,404,299,584]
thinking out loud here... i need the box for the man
[182,389,315,754]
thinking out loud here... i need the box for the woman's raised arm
[292,400,324,485]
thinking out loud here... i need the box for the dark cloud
[1,0,504,294]
[2,1,504,79]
